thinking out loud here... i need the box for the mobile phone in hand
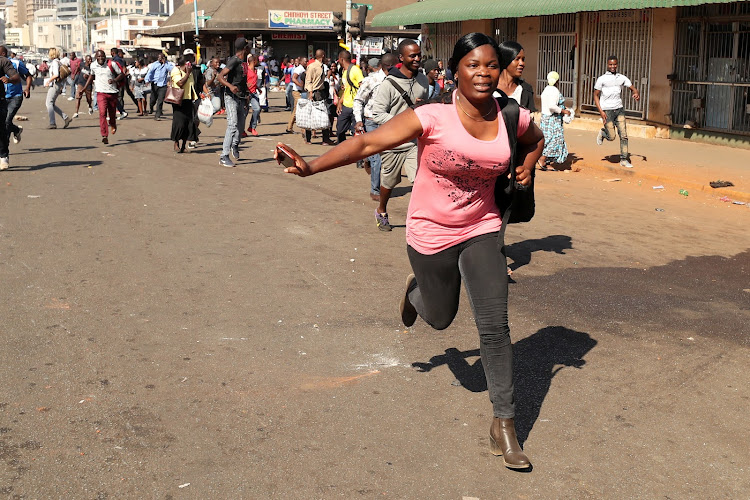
[276,145,296,168]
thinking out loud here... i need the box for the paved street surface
[2,90,749,498]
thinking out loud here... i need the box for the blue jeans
[222,93,247,157]
[365,119,381,195]
[248,93,261,130]
[285,83,293,109]
[5,95,23,137]
[601,107,629,161]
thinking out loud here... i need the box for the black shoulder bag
[495,94,536,239]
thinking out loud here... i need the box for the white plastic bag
[198,98,214,127]
[563,109,575,124]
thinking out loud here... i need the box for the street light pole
[192,0,200,62]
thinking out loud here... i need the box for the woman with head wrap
[538,71,571,170]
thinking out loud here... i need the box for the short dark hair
[398,38,419,55]
[338,50,351,62]
[607,55,618,62]
[381,52,397,68]
[449,32,500,75]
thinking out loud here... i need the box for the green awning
[372,0,744,26]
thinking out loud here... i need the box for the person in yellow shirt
[335,50,363,144]
[169,57,199,153]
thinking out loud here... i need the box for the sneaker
[72,112,79,119]
[67,96,74,101]
[48,124,57,129]
[596,129,604,146]
[117,112,128,120]
[12,126,22,144]
[102,137,108,144]
[250,128,258,136]
[88,107,94,115]
[400,273,418,327]
[375,210,392,232]
[0,157,8,170]
[231,146,240,160]
[219,155,235,168]
[620,159,633,168]
[188,141,197,149]
[240,131,248,138]
[63,116,72,129]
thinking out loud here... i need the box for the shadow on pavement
[10,160,104,171]
[604,153,647,163]
[506,235,573,272]
[411,326,597,445]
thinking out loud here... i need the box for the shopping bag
[296,98,330,130]
[197,97,214,127]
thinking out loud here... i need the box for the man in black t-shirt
[216,38,250,168]
[0,55,20,170]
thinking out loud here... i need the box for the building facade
[374,0,750,146]
[153,0,420,62]
[93,14,173,51]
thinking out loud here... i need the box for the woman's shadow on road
[412,326,596,445]
[505,235,573,273]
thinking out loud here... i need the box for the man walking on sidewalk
[0,46,31,150]
[593,55,640,168]
[370,39,428,231]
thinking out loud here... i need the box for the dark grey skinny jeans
[406,231,515,418]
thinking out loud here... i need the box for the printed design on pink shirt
[425,147,504,209]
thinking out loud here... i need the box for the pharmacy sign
[268,10,333,30]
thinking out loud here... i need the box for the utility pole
[192,0,200,62]
[345,0,351,47]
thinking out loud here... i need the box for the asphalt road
[1,89,749,498]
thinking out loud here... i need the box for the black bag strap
[497,95,520,242]
[345,67,359,90]
[384,77,414,107]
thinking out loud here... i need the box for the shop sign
[272,33,307,40]
[353,37,384,56]
[268,10,333,30]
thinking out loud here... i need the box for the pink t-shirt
[407,94,531,254]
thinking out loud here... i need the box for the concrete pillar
[648,8,676,128]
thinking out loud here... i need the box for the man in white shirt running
[593,55,640,168]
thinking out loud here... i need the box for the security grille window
[537,14,576,105]
[672,4,750,135]
[493,18,517,45]
[434,21,461,65]
[579,10,653,120]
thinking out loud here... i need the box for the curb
[570,159,750,204]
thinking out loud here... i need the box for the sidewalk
[556,124,750,204]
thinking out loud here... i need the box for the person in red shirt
[67,52,81,101]
[245,54,261,136]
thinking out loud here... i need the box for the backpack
[58,63,71,80]
[108,60,126,89]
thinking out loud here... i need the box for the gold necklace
[456,94,495,122]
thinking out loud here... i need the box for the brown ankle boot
[489,418,531,469]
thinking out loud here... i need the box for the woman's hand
[515,164,534,186]
[275,143,313,177]
[562,109,571,116]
